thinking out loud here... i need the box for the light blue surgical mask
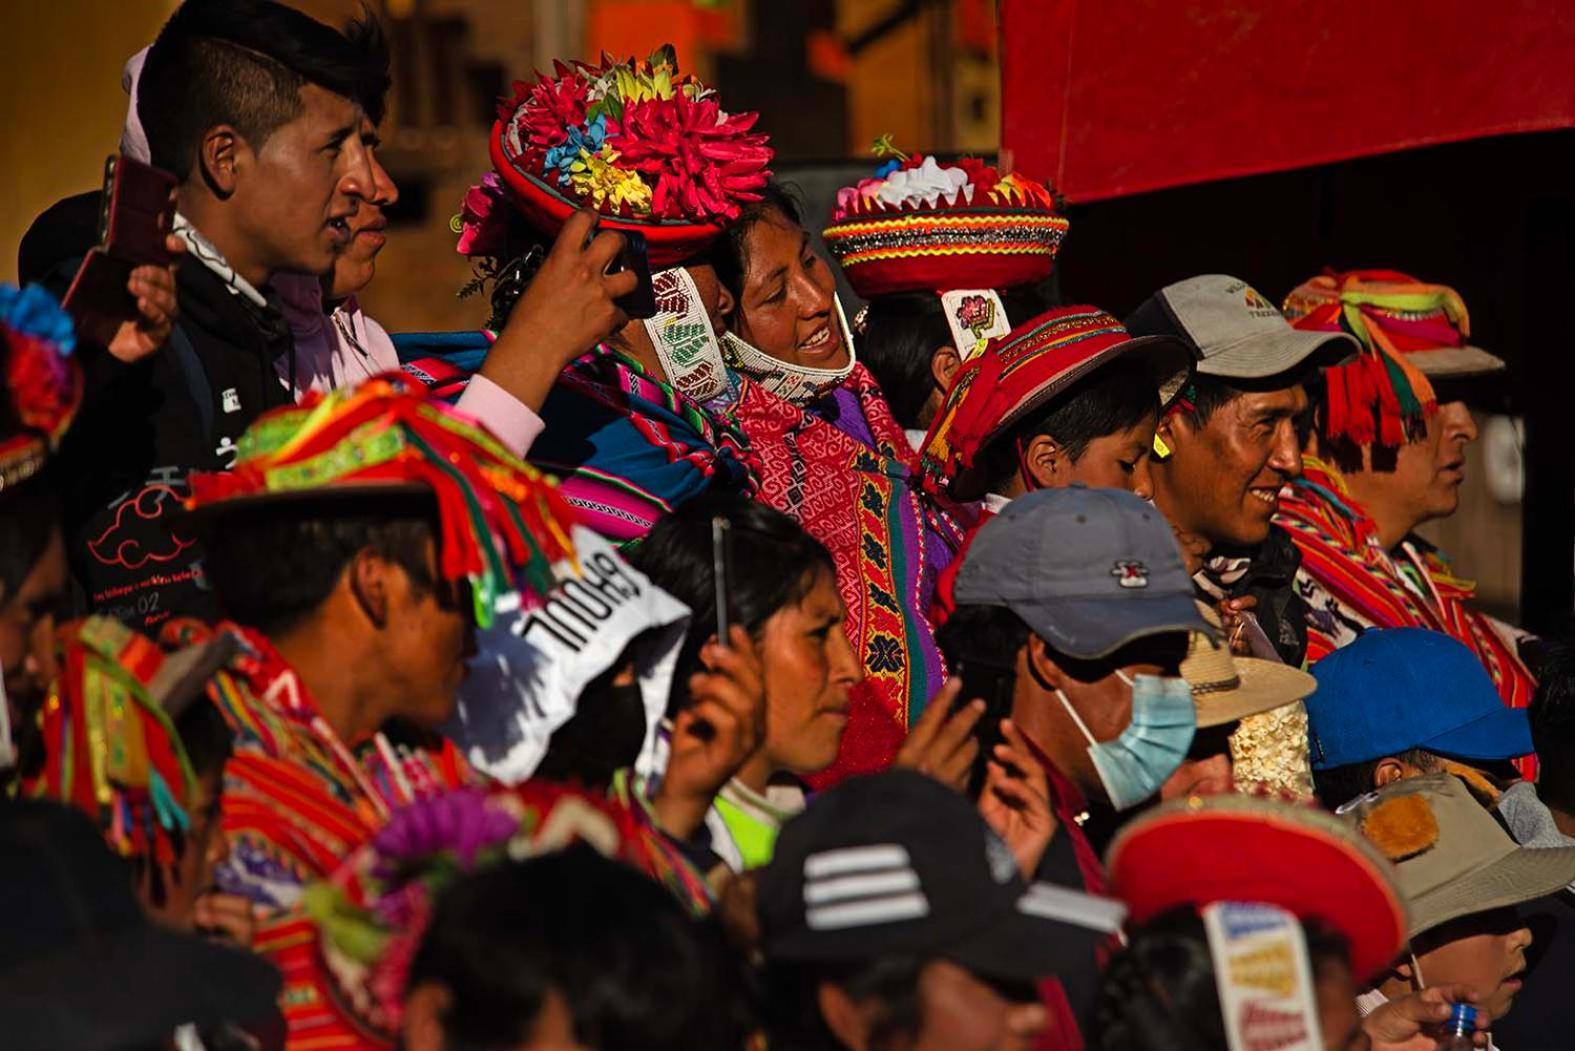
[1056,671,1196,811]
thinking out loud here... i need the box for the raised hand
[977,719,1057,878]
[478,208,639,412]
[650,625,766,841]
[92,233,185,364]
[1362,984,1490,1050]
[894,678,984,792]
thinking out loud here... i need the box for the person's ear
[1024,634,1067,694]
[348,550,393,630]
[196,125,245,198]
[715,282,736,327]
[817,982,873,1051]
[1023,433,1065,488]
[931,345,963,393]
[401,982,453,1051]
[1371,756,1409,789]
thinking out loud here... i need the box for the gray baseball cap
[1125,274,1357,381]
[954,487,1211,659]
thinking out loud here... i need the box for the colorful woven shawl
[24,616,198,868]
[527,345,761,543]
[730,363,960,784]
[1275,458,1536,738]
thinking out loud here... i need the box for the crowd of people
[2,1,1571,1049]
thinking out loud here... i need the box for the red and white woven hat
[823,153,1069,357]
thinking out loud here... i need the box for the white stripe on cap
[804,869,921,905]
[807,893,930,930]
[804,844,911,879]
[1017,882,1129,934]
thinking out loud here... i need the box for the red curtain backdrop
[1000,0,1575,202]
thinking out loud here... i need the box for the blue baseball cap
[1306,628,1532,770]
[954,486,1209,659]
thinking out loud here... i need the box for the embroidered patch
[222,388,241,413]
[939,288,1011,361]
[1111,560,1149,588]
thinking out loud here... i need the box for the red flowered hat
[467,45,772,270]
[917,306,1193,501]
[1,283,82,492]
[823,151,1068,301]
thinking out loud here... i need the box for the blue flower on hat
[543,115,608,188]
[875,159,901,178]
[0,283,75,355]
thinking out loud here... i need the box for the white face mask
[1053,670,1196,811]
[719,295,859,406]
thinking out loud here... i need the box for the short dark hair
[936,603,1034,675]
[1530,644,1575,814]
[760,955,926,1051]
[630,495,835,717]
[139,0,391,177]
[1175,373,1246,429]
[859,281,1059,431]
[978,357,1160,494]
[1310,748,1440,810]
[1092,907,1350,1051]
[201,499,438,636]
[407,844,747,1051]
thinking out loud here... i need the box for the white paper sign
[445,527,691,784]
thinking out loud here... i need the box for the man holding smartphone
[20,0,391,631]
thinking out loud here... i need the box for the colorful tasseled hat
[916,306,1193,501]
[460,44,772,271]
[1,283,81,492]
[184,376,579,628]
[1281,270,1500,450]
[823,146,1069,358]
[300,781,713,1038]
[24,617,201,870]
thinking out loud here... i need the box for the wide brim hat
[918,306,1194,501]
[1108,793,1407,982]
[1183,603,1316,728]
[1397,343,1505,379]
[1340,773,1575,939]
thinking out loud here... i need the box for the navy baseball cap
[1306,628,1532,770]
[954,486,1210,659]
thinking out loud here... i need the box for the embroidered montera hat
[823,148,1069,358]
[0,283,81,493]
[184,376,579,628]
[917,306,1193,501]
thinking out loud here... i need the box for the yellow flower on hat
[567,145,653,216]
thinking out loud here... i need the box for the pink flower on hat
[454,172,511,258]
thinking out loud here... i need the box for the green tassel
[148,770,190,832]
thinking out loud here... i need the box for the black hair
[1530,644,1575,814]
[711,182,807,302]
[1092,907,1350,1051]
[1310,748,1439,810]
[1175,373,1245,429]
[201,499,439,636]
[936,603,1034,676]
[174,698,233,782]
[0,473,61,608]
[406,844,747,1051]
[138,0,392,177]
[977,357,1161,494]
[859,280,1059,431]
[629,495,835,717]
[760,956,925,1051]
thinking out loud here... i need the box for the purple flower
[371,788,518,879]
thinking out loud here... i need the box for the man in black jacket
[21,0,389,631]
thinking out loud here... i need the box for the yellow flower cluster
[568,146,652,216]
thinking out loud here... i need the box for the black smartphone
[609,229,656,319]
[711,516,736,644]
[953,657,1018,800]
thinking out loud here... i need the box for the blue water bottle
[1439,1002,1477,1050]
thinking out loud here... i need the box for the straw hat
[1182,604,1316,728]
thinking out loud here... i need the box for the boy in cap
[1125,273,1356,667]
[1341,773,1575,1034]
[1305,628,1532,810]
[758,768,1126,1051]
[918,305,1193,622]
[1276,270,1537,724]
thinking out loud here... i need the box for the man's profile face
[1350,400,1478,528]
[233,84,370,278]
[1162,385,1308,549]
